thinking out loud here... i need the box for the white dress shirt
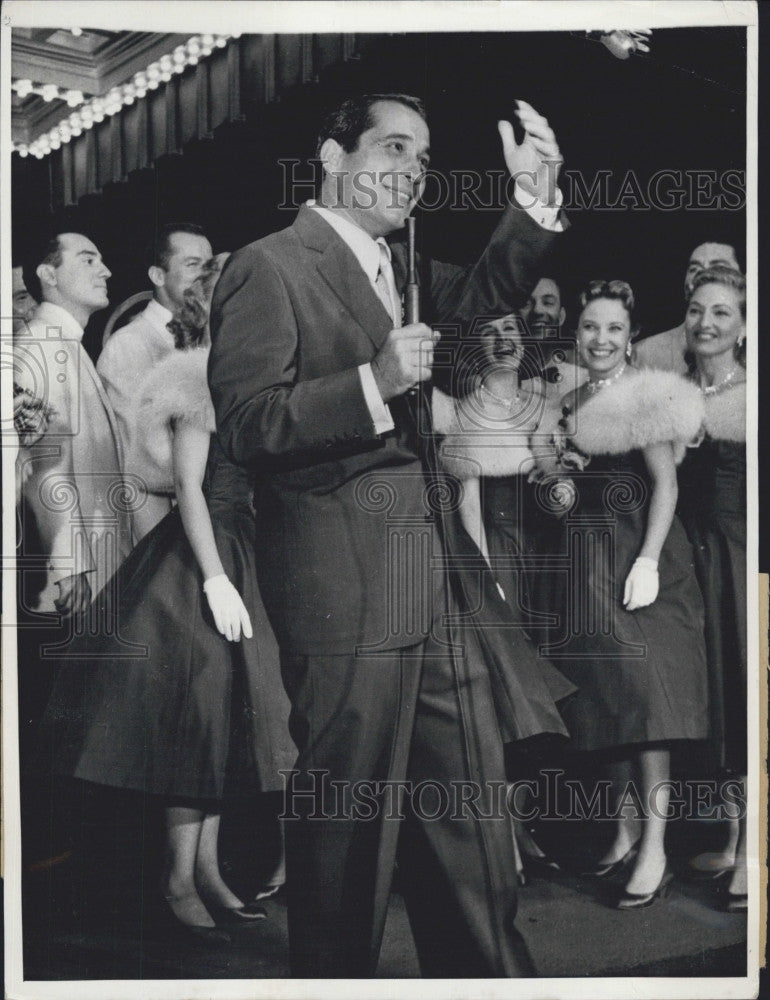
[309,182,563,435]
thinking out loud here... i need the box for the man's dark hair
[147,222,208,271]
[24,234,65,303]
[37,236,65,270]
[315,93,427,158]
[689,237,744,274]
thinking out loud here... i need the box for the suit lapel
[293,206,394,352]
[79,347,126,466]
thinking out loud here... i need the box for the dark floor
[14,776,749,982]
[18,869,748,981]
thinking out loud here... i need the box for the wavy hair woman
[532,280,710,907]
[37,255,295,937]
[678,266,748,910]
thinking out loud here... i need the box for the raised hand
[599,29,652,59]
[371,323,440,402]
[498,100,563,206]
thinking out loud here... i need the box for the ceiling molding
[12,31,190,94]
[11,30,194,143]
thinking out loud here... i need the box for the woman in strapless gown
[37,257,295,936]
[530,280,709,908]
[676,265,747,911]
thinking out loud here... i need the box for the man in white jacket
[97,223,212,540]
[15,232,132,619]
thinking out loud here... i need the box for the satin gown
[36,434,296,800]
[678,436,747,773]
[543,441,710,753]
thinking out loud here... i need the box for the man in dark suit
[209,93,565,977]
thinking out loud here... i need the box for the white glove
[623,557,659,611]
[203,574,253,642]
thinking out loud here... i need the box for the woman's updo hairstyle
[686,265,746,369]
[687,265,746,318]
[167,253,230,350]
[577,279,639,338]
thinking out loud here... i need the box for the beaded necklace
[697,363,740,396]
[585,361,627,395]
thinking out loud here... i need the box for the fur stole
[126,347,215,493]
[568,368,704,459]
[703,381,746,442]
[433,381,537,480]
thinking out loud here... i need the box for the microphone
[404,216,421,398]
[404,216,420,325]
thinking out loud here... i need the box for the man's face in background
[12,266,37,332]
[520,278,566,339]
[683,242,740,299]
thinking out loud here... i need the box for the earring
[625,342,633,361]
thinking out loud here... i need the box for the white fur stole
[433,381,538,480]
[126,347,215,493]
[568,368,704,459]
[703,381,746,442]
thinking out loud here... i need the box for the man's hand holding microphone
[370,323,440,402]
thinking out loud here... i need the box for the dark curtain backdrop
[12,26,756,549]
[13,29,746,344]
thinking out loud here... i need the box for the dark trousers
[280,599,535,978]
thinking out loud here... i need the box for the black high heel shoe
[521,849,563,874]
[724,892,748,913]
[206,901,268,926]
[159,895,232,943]
[580,841,639,879]
[686,852,736,882]
[615,863,673,910]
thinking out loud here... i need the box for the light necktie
[375,240,401,329]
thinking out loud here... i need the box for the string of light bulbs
[13,33,238,160]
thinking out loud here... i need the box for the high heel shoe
[253,882,283,901]
[516,825,562,873]
[206,901,268,925]
[159,895,232,943]
[724,891,748,913]
[686,852,736,882]
[615,863,673,910]
[580,841,639,878]
[521,850,562,874]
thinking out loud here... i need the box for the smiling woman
[532,278,709,908]
[685,266,746,381]
[576,280,637,385]
[677,266,747,909]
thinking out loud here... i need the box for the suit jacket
[14,302,133,613]
[97,300,176,539]
[633,322,688,375]
[209,202,560,655]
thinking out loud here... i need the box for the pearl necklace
[697,363,740,396]
[479,381,520,409]
[586,362,627,394]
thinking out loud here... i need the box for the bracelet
[633,557,658,571]
[203,573,228,593]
